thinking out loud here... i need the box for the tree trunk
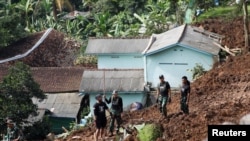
[243,1,249,51]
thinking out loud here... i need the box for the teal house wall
[85,38,150,69]
[98,55,143,69]
[145,45,217,88]
[143,24,222,88]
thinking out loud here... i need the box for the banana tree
[15,0,35,31]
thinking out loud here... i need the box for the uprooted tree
[0,62,46,134]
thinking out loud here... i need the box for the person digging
[104,90,123,137]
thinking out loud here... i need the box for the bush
[23,116,51,140]
[138,123,162,141]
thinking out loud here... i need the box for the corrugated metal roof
[79,69,145,92]
[145,24,222,55]
[179,25,221,55]
[146,25,185,54]
[32,93,82,118]
[85,38,150,54]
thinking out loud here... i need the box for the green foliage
[0,62,46,133]
[23,116,51,140]
[74,55,97,66]
[189,63,206,80]
[138,123,162,141]
[0,0,28,47]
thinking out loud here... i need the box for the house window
[174,63,188,65]
[111,56,119,58]
[134,56,142,58]
[159,63,173,65]
[180,49,183,51]
[173,49,177,51]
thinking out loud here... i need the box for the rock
[239,114,250,125]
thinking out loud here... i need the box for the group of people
[93,90,123,141]
[157,74,191,118]
[93,75,191,141]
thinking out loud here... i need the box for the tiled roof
[0,67,84,93]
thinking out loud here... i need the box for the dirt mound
[0,30,80,67]
[193,17,246,49]
[60,56,250,141]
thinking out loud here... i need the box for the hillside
[0,30,80,67]
[193,17,245,49]
[55,17,250,141]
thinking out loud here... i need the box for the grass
[197,5,250,22]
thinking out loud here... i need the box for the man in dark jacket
[104,90,123,136]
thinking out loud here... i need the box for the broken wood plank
[213,42,236,56]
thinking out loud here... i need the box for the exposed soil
[0,30,80,67]
[193,17,246,49]
[56,17,250,141]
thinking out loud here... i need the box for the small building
[79,69,147,114]
[85,24,223,88]
[85,37,150,69]
[143,24,223,88]
[0,67,87,134]
[30,67,87,134]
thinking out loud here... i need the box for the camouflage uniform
[105,94,123,134]
[180,82,190,114]
[157,81,170,117]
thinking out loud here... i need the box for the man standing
[157,75,171,118]
[6,119,23,141]
[180,76,190,114]
[93,94,112,141]
[105,90,123,136]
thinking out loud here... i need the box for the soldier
[6,119,23,141]
[156,75,171,118]
[93,94,112,141]
[104,90,123,136]
[180,76,190,114]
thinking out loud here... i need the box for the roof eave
[85,53,143,56]
[143,44,178,56]
[178,43,220,55]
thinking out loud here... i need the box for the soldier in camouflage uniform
[6,119,23,141]
[104,90,123,136]
[180,76,190,114]
[157,75,171,118]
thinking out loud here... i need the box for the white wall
[98,55,144,69]
[146,46,216,88]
